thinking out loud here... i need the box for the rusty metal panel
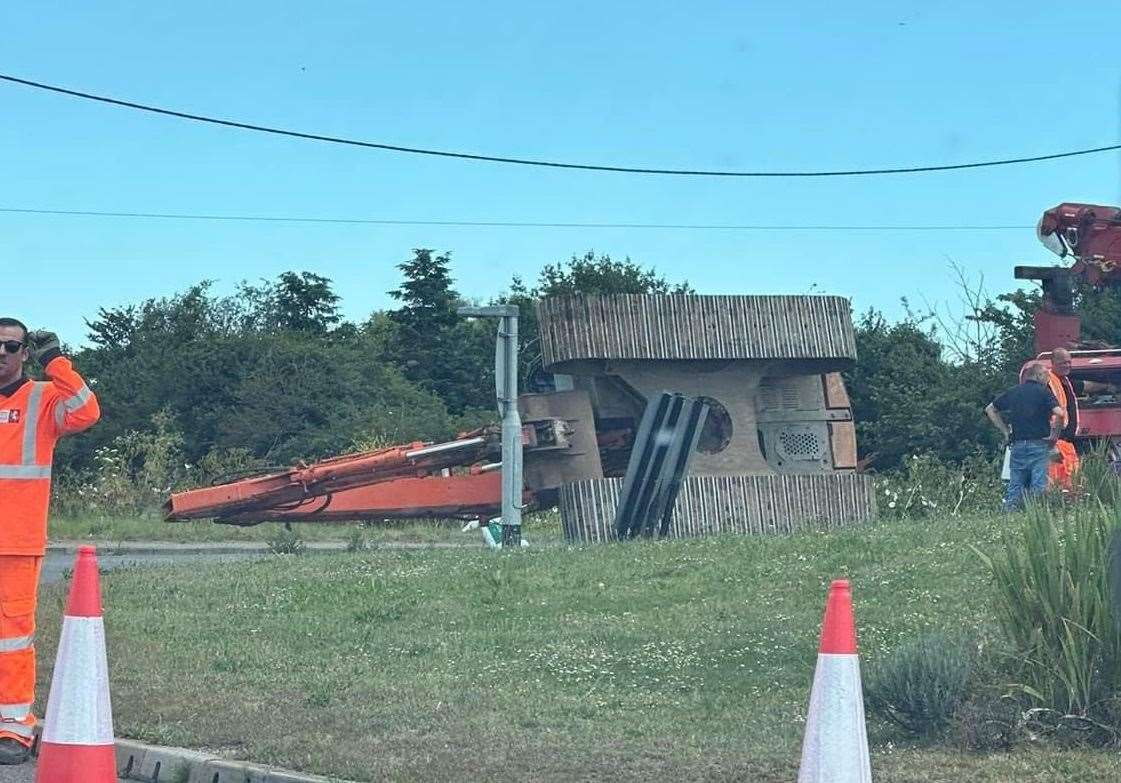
[537,295,857,367]
[559,473,876,542]
[824,372,851,409]
[829,421,858,470]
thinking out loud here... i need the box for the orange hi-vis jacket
[1045,371,1080,488]
[0,356,100,555]
[1046,371,1074,432]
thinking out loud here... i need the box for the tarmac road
[0,758,128,782]
[0,762,40,782]
[41,548,267,584]
[0,760,128,783]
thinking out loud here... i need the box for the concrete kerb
[46,540,349,556]
[46,539,475,555]
[115,738,357,783]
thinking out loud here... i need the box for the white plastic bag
[1000,446,1011,481]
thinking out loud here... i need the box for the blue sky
[3,1,1120,346]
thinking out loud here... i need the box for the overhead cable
[0,207,1033,230]
[2,73,1119,178]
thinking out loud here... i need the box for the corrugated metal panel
[613,393,709,539]
[559,473,876,543]
[537,294,857,366]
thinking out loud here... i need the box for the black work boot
[0,737,32,765]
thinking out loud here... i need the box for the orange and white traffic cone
[797,579,872,783]
[35,546,115,783]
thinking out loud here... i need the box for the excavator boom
[165,432,500,524]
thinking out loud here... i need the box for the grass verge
[34,513,1121,782]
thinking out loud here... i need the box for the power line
[3,73,1120,178]
[0,206,1033,230]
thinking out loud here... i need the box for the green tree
[534,251,693,297]
[384,249,494,414]
[845,309,1004,470]
[236,271,342,333]
[501,251,692,385]
[64,272,452,473]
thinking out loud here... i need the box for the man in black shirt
[985,362,1065,510]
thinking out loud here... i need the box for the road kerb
[112,738,357,783]
[45,539,474,555]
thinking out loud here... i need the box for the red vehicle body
[1020,349,1121,444]
[1017,204,1121,452]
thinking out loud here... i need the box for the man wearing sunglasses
[0,317,100,765]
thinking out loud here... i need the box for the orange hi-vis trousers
[0,556,42,746]
[1048,439,1080,491]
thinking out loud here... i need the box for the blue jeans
[1003,440,1051,510]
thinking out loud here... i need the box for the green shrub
[976,503,1121,721]
[1075,443,1121,507]
[345,527,368,552]
[266,525,306,555]
[52,410,186,518]
[865,631,974,736]
[190,446,265,486]
[875,452,1003,518]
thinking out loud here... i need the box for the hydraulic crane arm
[164,432,497,523]
[1017,203,1121,354]
[1037,203,1121,285]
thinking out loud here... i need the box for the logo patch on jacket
[0,409,20,424]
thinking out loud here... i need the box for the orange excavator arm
[164,430,523,525]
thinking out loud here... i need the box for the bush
[875,452,1003,518]
[345,527,368,552]
[1075,443,1121,507]
[865,631,974,736]
[976,503,1121,725]
[52,410,186,518]
[266,525,306,555]
[190,446,266,486]
[953,692,1021,751]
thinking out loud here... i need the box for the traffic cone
[36,546,115,783]
[797,579,872,783]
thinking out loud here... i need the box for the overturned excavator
[166,294,876,541]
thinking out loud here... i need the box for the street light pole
[457,304,522,545]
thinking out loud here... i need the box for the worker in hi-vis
[0,318,100,765]
[1044,347,1116,490]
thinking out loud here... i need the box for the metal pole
[499,312,522,545]
[456,304,522,547]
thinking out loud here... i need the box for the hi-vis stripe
[0,635,33,652]
[53,384,92,429]
[22,383,43,462]
[0,699,33,740]
[41,617,114,745]
[0,382,51,480]
[0,704,31,719]
[0,720,34,739]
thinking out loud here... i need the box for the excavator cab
[1037,213,1073,259]
[1037,203,1121,286]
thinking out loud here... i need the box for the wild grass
[32,512,1121,782]
[975,501,1121,735]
